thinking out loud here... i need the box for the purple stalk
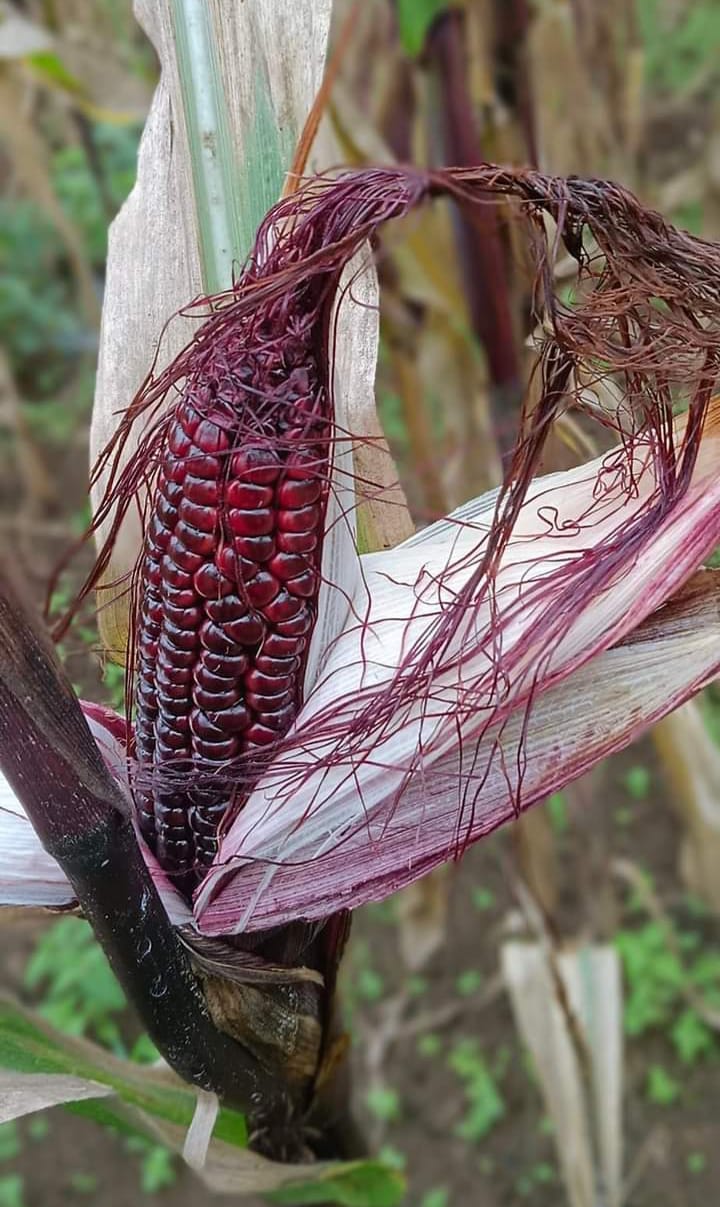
[0,559,291,1123]
[424,8,523,460]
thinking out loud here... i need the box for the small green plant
[0,1125,19,1164]
[366,1087,402,1125]
[126,1137,177,1194]
[470,887,495,912]
[26,1117,48,1142]
[356,967,385,1003]
[420,1189,450,1207]
[515,1162,557,1196]
[0,1175,24,1207]
[622,765,651,800]
[687,1151,707,1175]
[616,920,719,1064]
[406,974,429,998]
[455,970,482,997]
[646,1064,680,1106]
[447,1039,505,1142]
[546,792,569,835]
[376,1145,406,1172]
[417,1033,442,1059]
[68,1172,98,1195]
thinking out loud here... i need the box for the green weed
[447,1039,505,1142]
[645,1064,680,1106]
[616,920,719,1063]
[0,1175,24,1207]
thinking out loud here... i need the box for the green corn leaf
[0,995,404,1201]
[0,993,246,1145]
[265,1161,405,1206]
[397,0,450,57]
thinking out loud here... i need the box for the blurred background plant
[1,0,720,1204]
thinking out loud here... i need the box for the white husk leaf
[196,569,720,931]
[501,943,623,1207]
[182,1089,219,1171]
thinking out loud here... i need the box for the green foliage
[266,1161,405,1206]
[356,968,385,1004]
[0,1176,24,1207]
[405,974,428,998]
[26,1116,48,1141]
[126,1136,177,1194]
[24,918,126,1050]
[0,992,247,1146]
[616,921,719,1063]
[0,995,404,1204]
[417,1033,442,1059]
[68,1172,98,1195]
[366,1087,402,1124]
[51,124,142,264]
[376,1146,406,1173]
[515,1162,557,1197]
[470,887,495,912]
[420,1189,450,1207]
[0,1125,19,1164]
[638,0,720,93]
[1,122,139,403]
[622,765,651,800]
[0,200,82,394]
[396,0,448,57]
[670,1008,715,1064]
[687,1151,707,1175]
[454,970,482,997]
[447,1039,505,1142]
[645,1064,680,1106]
[546,792,569,835]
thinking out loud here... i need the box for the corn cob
[119,172,425,888]
[134,319,328,881]
[86,164,718,895]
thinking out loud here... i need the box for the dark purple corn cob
[134,309,329,884]
[125,171,425,889]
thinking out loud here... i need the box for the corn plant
[2,2,720,1202]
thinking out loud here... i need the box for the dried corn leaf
[502,943,623,1207]
[653,701,720,913]
[0,1071,111,1124]
[91,0,335,655]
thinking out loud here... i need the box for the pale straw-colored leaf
[652,700,720,912]
[0,3,53,58]
[501,942,623,1207]
[0,1071,111,1124]
[91,0,334,655]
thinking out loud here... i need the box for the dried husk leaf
[0,1070,111,1124]
[91,0,334,657]
[501,943,623,1207]
[653,701,720,912]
